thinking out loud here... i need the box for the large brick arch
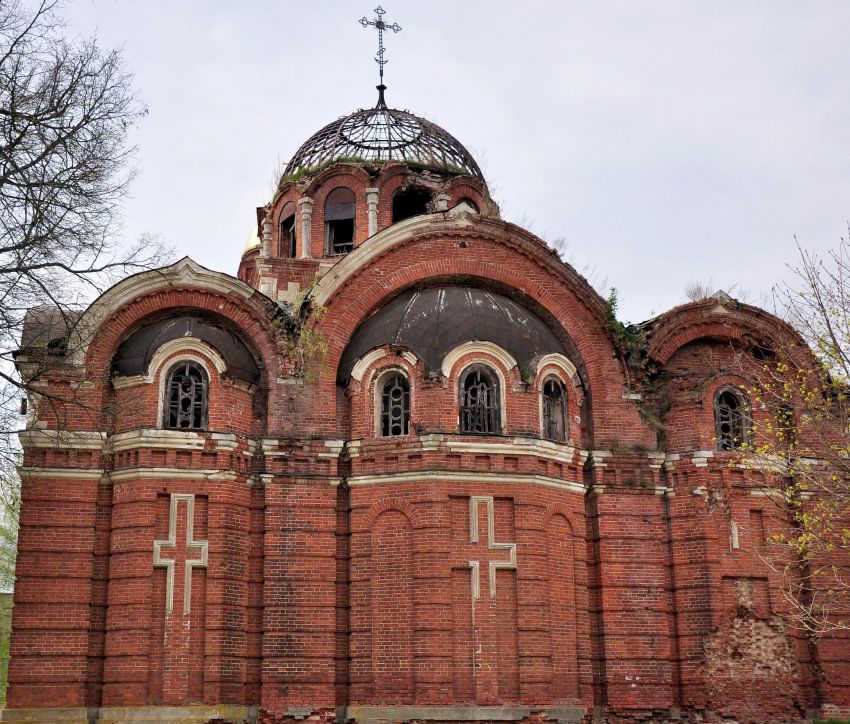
[646,296,809,366]
[313,215,654,447]
[74,259,282,418]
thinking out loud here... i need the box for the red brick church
[4,15,849,723]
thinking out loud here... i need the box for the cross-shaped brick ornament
[468,496,517,601]
[153,493,208,616]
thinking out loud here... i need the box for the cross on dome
[359,6,402,106]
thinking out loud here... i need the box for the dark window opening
[325,187,356,255]
[392,187,431,223]
[543,378,567,442]
[279,209,296,258]
[165,361,208,430]
[380,373,410,436]
[460,366,500,434]
[456,196,479,213]
[714,387,749,450]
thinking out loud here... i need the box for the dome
[283,90,484,182]
[337,286,565,382]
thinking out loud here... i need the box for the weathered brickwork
[6,151,849,724]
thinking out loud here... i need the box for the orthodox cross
[467,496,517,601]
[359,6,402,90]
[153,493,208,616]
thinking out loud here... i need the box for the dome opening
[282,95,484,182]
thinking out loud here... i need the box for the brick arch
[647,299,809,367]
[82,287,281,418]
[313,225,654,448]
[362,497,426,530]
[302,164,372,199]
[542,503,583,538]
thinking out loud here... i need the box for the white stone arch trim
[536,353,577,382]
[70,257,267,367]
[313,214,434,307]
[113,338,228,390]
[455,360,508,432]
[441,341,517,380]
[350,347,419,382]
[371,365,413,438]
[155,353,216,431]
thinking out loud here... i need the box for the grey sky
[61,1,850,322]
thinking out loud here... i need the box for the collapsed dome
[283,93,484,182]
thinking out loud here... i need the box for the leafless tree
[0,1,168,508]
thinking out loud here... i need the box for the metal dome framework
[283,95,484,182]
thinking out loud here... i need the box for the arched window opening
[714,387,749,450]
[165,361,208,430]
[542,378,567,442]
[325,186,356,255]
[380,373,410,436]
[392,187,431,223]
[279,202,296,258]
[456,196,479,213]
[460,366,500,434]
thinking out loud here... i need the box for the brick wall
[6,202,848,723]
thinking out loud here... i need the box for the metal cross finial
[359,6,401,97]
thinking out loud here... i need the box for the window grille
[165,361,208,430]
[460,367,500,434]
[542,378,567,442]
[714,387,748,450]
[380,373,410,436]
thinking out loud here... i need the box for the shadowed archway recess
[337,286,567,383]
[112,315,261,383]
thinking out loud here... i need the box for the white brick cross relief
[153,493,208,616]
[468,496,517,601]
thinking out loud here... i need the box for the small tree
[744,232,850,637]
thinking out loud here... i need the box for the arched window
[325,186,356,255]
[279,202,296,258]
[714,386,749,450]
[164,361,208,430]
[460,366,500,434]
[542,378,567,442]
[380,373,410,436]
[392,187,431,222]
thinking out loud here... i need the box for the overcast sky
[60,0,850,322]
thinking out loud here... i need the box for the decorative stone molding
[366,187,379,237]
[312,213,433,306]
[211,432,238,451]
[468,496,517,600]
[350,347,419,382]
[16,467,105,481]
[441,341,518,379]
[108,468,237,482]
[348,469,586,494]
[298,197,314,259]
[70,257,259,367]
[692,450,714,467]
[261,215,274,257]
[536,352,578,381]
[112,338,227,390]
[446,436,579,464]
[18,429,106,450]
[152,493,208,616]
[110,429,206,453]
